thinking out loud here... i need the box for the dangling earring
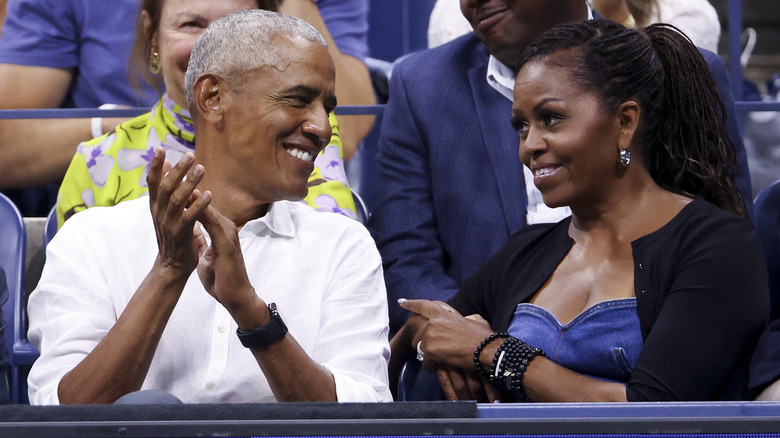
[619,147,631,167]
[150,52,161,74]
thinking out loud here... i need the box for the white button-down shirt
[28,197,391,404]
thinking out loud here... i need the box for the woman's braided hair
[516,19,746,217]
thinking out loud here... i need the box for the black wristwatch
[236,302,288,348]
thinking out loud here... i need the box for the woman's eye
[512,119,530,139]
[542,113,563,127]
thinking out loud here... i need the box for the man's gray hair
[184,9,327,106]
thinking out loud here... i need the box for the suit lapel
[467,60,528,233]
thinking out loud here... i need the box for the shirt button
[640,290,648,297]
[206,382,215,389]
[638,263,644,270]
[217,324,226,333]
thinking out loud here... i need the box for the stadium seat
[753,179,780,322]
[0,193,40,403]
[44,207,57,247]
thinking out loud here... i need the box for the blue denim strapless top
[508,298,643,383]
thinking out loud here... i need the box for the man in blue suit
[370,0,753,336]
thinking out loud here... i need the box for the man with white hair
[26,10,391,405]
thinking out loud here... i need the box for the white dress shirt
[27,197,392,404]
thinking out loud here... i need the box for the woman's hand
[388,309,431,399]
[437,365,502,402]
[146,147,211,279]
[435,313,502,402]
[399,299,494,374]
[399,299,501,401]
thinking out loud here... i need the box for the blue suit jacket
[370,33,753,334]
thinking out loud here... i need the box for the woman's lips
[532,165,561,185]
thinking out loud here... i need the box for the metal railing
[0,105,386,119]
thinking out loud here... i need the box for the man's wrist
[231,292,271,331]
[152,257,194,284]
[236,302,288,349]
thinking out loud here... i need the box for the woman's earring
[150,52,161,74]
[619,147,631,167]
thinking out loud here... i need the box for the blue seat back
[754,179,780,321]
[44,207,57,247]
[0,193,25,403]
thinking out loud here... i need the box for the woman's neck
[569,182,691,244]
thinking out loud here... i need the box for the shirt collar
[486,6,595,102]
[197,201,298,245]
[486,56,516,102]
[241,201,297,238]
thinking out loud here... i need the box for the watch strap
[236,302,288,349]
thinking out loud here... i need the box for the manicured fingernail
[397,298,407,305]
[193,164,203,176]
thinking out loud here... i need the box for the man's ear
[618,100,641,148]
[193,74,224,125]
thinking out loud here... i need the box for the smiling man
[26,10,391,405]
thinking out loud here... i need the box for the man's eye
[290,96,310,105]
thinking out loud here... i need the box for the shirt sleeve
[314,222,392,402]
[626,213,769,401]
[0,0,79,67]
[317,0,369,61]
[26,217,116,405]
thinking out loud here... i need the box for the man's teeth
[534,167,554,177]
[286,148,314,162]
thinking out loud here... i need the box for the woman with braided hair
[390,19,768,402]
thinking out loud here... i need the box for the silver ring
[416,340,424,362]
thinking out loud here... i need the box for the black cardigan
[450,199,768,401]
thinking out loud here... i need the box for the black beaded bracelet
[490,336,546,398]
[473,332,510,377]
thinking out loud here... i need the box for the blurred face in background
[146,0,258,107]
[459,0,587,67]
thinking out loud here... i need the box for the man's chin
[279,187,309,203]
